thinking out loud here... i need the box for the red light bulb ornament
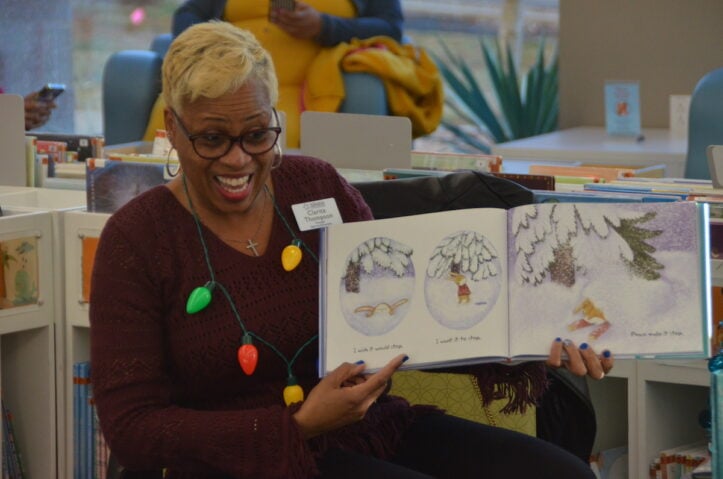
[281,239,303,272]
[186,281,214,314]
[283,375,304,406]
[237,333,258,376]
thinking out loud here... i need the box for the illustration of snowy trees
[510,203,663,287]
[343,237,414,293]
[426,231,500,280]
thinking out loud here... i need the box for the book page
[321,208,510,374]
[508,201,709,359]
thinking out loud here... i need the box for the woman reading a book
[89,21,613,479]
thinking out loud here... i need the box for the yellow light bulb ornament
[281,239,303,272]
[283,375,304,406]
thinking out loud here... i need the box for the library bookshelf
[0,209,57,478]
[62,210,109,479]
[0,188,85,478]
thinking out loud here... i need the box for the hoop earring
[271,142,283,170]
[166,147,180,178]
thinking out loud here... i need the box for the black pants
[317,414,595,479]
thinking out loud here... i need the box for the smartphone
[269,0,295,12]
[38,83,66,101]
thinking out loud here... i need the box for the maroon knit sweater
[89,156,419,478]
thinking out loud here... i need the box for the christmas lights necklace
[181,175,318,406]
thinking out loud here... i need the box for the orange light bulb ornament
[281,239,303,272]
[237,334,258,376]
[283,375,304,406]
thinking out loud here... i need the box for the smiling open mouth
[216,174,251,194]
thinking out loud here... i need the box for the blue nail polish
[603,350,611,358]
[555,337,562,342]
[402,355,409,363]
[580,343,589,350]
[355,360,365,365]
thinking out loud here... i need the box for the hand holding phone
[269,0,296,12]
[37,83,66,102]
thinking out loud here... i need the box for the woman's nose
[219,141,253,167]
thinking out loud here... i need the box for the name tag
[292,198,342,231]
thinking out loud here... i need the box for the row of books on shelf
[648,440,711,479]
[24,133,105,186]
[74,361,110,479]
[2,401,25,479]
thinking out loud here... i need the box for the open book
[319,201,711,374]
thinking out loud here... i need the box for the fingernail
[562,339,573,347]
[603,350,611,358]
[580,343,589,350]
[355,360,365,365]
[555,337,562,342]
[402,355,409,363]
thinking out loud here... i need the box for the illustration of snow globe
[424,230,502,329]
[339,237,415,336]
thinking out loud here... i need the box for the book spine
[86,366,94,479]
[712,370,723,478]
[81,362,91,479]
[2,401,22,479]
[73,362,80,479]
[2,401,15,479]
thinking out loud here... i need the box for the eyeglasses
[171,108,282,161]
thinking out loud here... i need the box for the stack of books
[73,361,110,479]
[2,401,26,479]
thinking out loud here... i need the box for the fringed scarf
[468,362,550,415]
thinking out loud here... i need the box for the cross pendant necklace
[246,238,260,256]
[221,188,268,256]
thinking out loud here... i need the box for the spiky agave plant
[433,37,559,153]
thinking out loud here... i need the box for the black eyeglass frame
[171,108,282,161]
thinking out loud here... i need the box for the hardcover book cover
[85,158,168,213]
[320,201,711,373]
[605,81,641,137]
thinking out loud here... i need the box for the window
[72,0,181,134]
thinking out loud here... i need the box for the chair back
[685,67,723,179]
[150,33,172,58]
[102,50,162,145]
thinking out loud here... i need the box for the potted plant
[433,38,558,153]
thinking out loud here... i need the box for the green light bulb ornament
[186,281,215,314]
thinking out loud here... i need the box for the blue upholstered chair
[102,34,388,146]
[102,50,163,145]
[684,66,723,179]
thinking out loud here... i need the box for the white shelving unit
[62,210,109,479]
[0,210,57,478]
[1,186,86,478]
[591,359,711,478]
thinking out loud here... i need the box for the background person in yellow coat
[143,0,404,148]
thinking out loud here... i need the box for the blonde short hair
[162,21,279,113]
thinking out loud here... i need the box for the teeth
[217,175,250,191]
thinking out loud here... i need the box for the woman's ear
[163,107,176,145]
